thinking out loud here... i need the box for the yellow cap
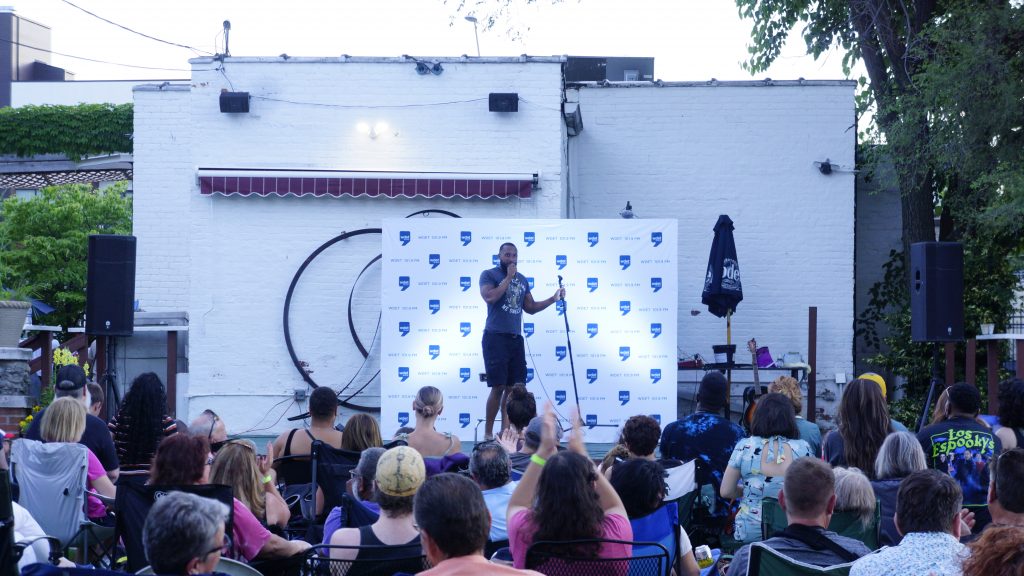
[858,372,886,399]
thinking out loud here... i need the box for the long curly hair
[532,451,605,557]
[114,372,168,466]
[837,378,893,479]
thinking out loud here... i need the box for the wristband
[262,474,273,485]
[530,454,547,467]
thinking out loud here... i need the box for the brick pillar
[0,347,34,435]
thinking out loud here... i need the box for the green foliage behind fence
[0,103,133,161]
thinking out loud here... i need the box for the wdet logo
[524,231,536,247]
[555,346,567,361]
[524,323,535,338]
[651,414,662,425]
[492,254,499,266]
[526,368,535,384]
[556,301,565,316]
[459,276,472,291]
[620,255,631,270]
[651,323,662,338]
[555,390,567,405]
[587,323,599,338]
[399,231,411,246]
[650,369,662,384]
[398,276,410,291]
[620,301,631,316]
[619,391,630,405]
[459,322,471,337]
[398,412,410,426]
[460,231,472,246]
[619,346,631,361]
[398,367,409,382]
[586,414,598,429]
[459,367,471,383]
[651,232,663,247]
[428,254,440,269]
[587,232,599,247]
[459,413,471,428]
[398,322,410,337]
[429,299,441,314]
[527,277,535,290]
[428,345,440,359]
[555,255,567,270]
[587,277,599,293]
[651,277,663,292]
[586,369,598,384]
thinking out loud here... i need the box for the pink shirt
[508,509,633,570]
[85,449,107,519]
[231,498,272,562]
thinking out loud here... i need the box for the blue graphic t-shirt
[660,411,746,515]
[480,267,530,334]
[917,415,1001,528]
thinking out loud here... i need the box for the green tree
[0,182,133,333]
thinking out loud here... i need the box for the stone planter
[0,300,30,347]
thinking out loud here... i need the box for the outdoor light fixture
[620,201,635,219]
[465,15,481,57]
[415,61,444,75]
[356,122,391,139]
[817,159,834,175]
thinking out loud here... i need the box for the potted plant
[980,316,996,335]
[0,285,32,347]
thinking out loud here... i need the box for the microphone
[557,274,564,286]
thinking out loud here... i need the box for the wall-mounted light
[356,121,394,139]
[814,158,859,175]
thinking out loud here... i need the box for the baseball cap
[54,364,87,391]
[524,416,544,449]
[858,373,887,399]
[375,446,426,497]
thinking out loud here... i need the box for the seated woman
[41,397,117,525]
[832,467,876,530]
[822,379,895,476]
[721,393,812,543]
[107,372,177,476]
[399,386,462,459]
[150,434,310,563]
[340,414,383,452]
[271,386,344,485]
[871,431,926,546]
[329,446,425,562]
[507,405,632,570]
[995,378,1024,450]
[209,439,290,530]
[610,458,700,576]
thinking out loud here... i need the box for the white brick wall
[570,82,857,419]
[134,59,566,430]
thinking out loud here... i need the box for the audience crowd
[8,372,1024,576]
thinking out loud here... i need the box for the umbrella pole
[726,309,732,420]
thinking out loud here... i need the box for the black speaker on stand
[86,234,137,418]
[909,241,964,431]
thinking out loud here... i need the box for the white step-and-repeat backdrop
[381,219,678,442]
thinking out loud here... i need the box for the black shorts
[482,331,527,388]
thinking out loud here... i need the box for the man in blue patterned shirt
[850,470,967,576]
[659,371,746,516]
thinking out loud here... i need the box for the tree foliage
[0,183,133,333]
[0,103,133,161]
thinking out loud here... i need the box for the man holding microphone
[479,242,564,440]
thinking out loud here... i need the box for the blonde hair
[413,386,443,418]
[209,440,265,520]
[833,467,876,528]
[769,376,803,414]
[341,414,382,452]
[41,397,87,443]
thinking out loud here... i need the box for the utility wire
[0,36,191,72]
[58,0,213,55]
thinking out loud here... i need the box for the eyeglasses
[203,410,220,442]
[199,533,231,560]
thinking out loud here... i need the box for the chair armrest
[15,535,64,565]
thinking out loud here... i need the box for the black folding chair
[302,543,429,576]
[525,538,670,576]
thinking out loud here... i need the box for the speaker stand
[917,342,943,432]
[101,336,121,420]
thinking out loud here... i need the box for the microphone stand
[557,275,582,414]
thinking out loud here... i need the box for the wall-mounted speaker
[488,93,519,113]
[219,91,250,113]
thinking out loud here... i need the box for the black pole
[103,336,121,420]
[917,342,942,432]
[557,275,582,414]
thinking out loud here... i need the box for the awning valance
[197,169,536,199]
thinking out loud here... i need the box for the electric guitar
[742,338,763,432]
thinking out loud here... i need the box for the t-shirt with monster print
[917,415,1001,530]
[480,266,531,334]
[660,410,746,516]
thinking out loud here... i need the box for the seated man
[985,447,1024,530]
[728,458,871,576]
[850,470,966,576]
[509,416,543,480]
[414,473,542,575]
[469,442,516,542]
[191,408,228,452]
[143,491,230,575]
[323,447,385,544]
[329,446,425,560]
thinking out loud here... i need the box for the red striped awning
[197,169,535,199]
